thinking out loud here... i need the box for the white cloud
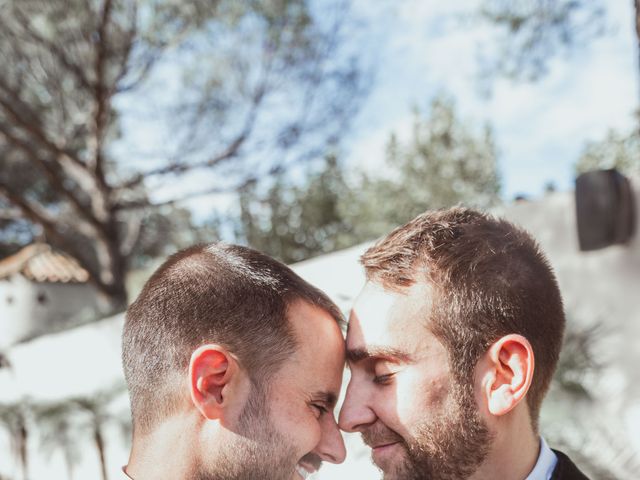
[346,0,638,200]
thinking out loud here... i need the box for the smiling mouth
[295,462,315,479]
[372,441,400,450]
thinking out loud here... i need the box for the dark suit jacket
[551,450,590,480]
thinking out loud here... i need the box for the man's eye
[373,373,395,385]
[311,404,328,416]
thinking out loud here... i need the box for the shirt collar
[525,437,558,480]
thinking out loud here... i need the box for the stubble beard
[193,381,298,480]
[368,381,493,480]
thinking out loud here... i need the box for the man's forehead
[285,300,345,395]
[349,281,431,338]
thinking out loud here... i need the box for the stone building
[0,244,100,348]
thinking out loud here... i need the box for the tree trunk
[92,230,128,313]
[635,0,640,104]
[94,425,108,480]
[18,418,28,480]
[105,224,128,311]
[64,448,75,480]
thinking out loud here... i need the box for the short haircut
[361,207,565,429]
[122,243,343,434]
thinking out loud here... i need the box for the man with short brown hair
[122,243,346,479]
[339,207,588,480]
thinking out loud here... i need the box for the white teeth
[296,464,310,479]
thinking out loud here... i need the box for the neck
[470,408,540,480]
[126,414,204,480]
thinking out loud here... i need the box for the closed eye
[373,373,395,385]
[311,403,329,416]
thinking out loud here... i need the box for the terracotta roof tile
[0,244,89,283]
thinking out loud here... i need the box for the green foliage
[0,217,34,259]
[0,385,129,480]
[33,401,81,480]
[343,96,501,241]
[238,154,353,263]
[237,95,502,262]
[128,206,221,269]
[478,0,607,81]
[550,322,604,402]
[575,126,640,177]
[0,401,30,480]
[541,320,640,479]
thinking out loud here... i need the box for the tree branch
[115,51,159,93]
[115,14,277,191]
[0,207,21,220]
[0,126,103,236]
[118,132,246,190]
[11,8,94,93]
[635,0,640,103]
[0,76,87,170]
[74,0,117,226]
[119,80,267,191]
[115,164,283,211]
[0,182,70,249]
[119,211,143,257]
[111,1,138,89]
[89,0,114,189]
[0,182,111,293]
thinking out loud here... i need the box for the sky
[345,0,638,201]
[119,0,640,220]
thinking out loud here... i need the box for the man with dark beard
[339,208,589,480]
[121,243,346,479]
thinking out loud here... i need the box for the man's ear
[481,334,534,416]
[189,345,239,420]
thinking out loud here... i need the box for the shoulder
[551,449,590,480]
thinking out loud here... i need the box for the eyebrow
[346,346,413,364]
[312,391,338,408]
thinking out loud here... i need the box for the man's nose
[338,381,376,433]
[315,415,347,464]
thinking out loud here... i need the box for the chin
[379,462,403,479]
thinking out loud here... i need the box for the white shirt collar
[525,437,558,480]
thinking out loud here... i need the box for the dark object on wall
[0,353,10,370]
[575,169,636,251]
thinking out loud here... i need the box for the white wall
[498,190,640,456]
[0,275,100,348]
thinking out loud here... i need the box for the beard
[363,381,493,480]
[192,381,299,480]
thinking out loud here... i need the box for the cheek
[297,416,322,451]
[394,370,451,426]
[269,398,322,451]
